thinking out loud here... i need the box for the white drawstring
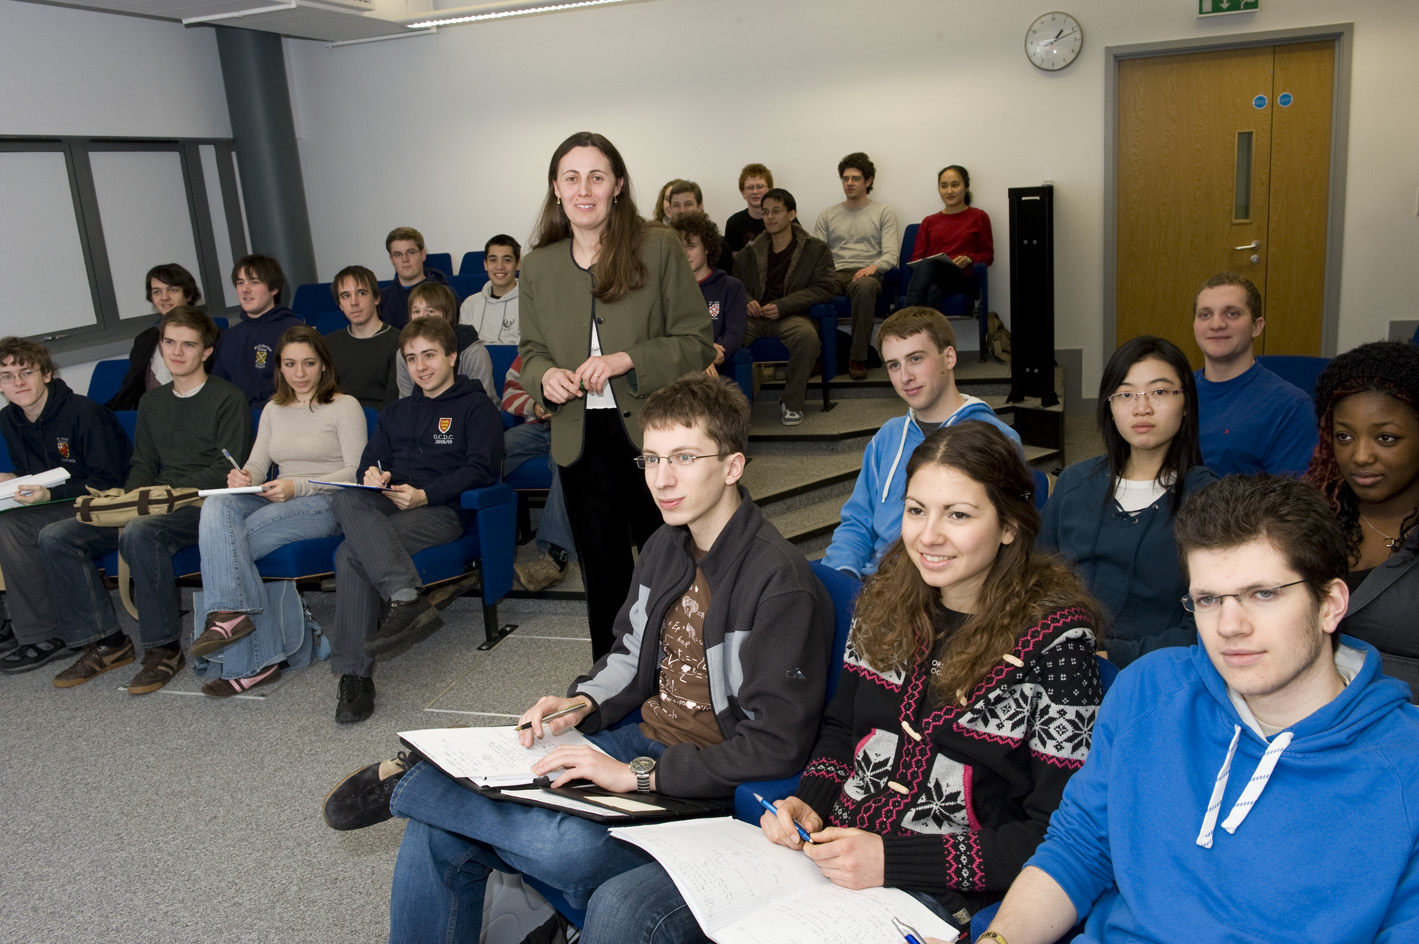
[1196,726,1240,849]
[1196,725,1294,848]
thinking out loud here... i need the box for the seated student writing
[1039,336,1216,667]
[0,338,130,672]
[107,262,202,411]
[1305,340,1419,699]
[320,375,835,942]
[395,281,498,407]
[327,316,502,724]
[40,307,253,694]
[582,421,1104,942]
[191,325,367,697]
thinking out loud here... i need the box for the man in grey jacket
[733,188,836,426]
[321,374,835,941]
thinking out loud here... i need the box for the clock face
[1026,11,1083,71]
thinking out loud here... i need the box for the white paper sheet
[399,725,609,787]
[0,467,70,510]
[196,486,265,496]
[500,788,630,818]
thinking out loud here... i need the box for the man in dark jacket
[328,316,503,724]
[733,188,836,426]
[211,254,302,408]
[0,338,130,672]
[379,225,458,329]
[321,375,835,943]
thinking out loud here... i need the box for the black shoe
[322,751,412,830]
[0,638,70,674]
[364,596,444,661]
[0,619,16,654]
[335,674,375,724]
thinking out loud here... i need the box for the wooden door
[1116,41,1334,361]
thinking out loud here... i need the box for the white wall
[284,0,1419,391]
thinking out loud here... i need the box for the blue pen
[891,916,925,944]
[221,448,241,472]
[752,792,813,845]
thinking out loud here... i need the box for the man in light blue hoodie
[822,307,1019,577]
[977,475,1419,944]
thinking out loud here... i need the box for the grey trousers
[0,501,76,644]
[832,268,883,363]
[328,487,462,678]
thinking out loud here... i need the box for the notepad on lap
[0,468,70,510]
[398,725,610,788]
[608,818,958,944]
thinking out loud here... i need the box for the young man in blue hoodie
[670,210,747,372]
[978,475,1419,944]
[822,307,1020,578]
[328,316,502,724]
[212,254,303,409]
[0,338,130,672]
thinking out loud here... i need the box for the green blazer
[518,222,715,466]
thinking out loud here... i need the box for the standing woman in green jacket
[519,131,714,659]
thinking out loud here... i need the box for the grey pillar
[215,26,319,293]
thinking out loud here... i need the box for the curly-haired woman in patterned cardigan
[580,421,1106,942]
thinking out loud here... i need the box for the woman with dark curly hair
[581,421,1105,942]
[1305,340,1419,698]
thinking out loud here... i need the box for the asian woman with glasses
[1038,335,1217,667]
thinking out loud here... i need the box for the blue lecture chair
[735,302,840,411]
[291,282,334,321]
[87,358,129,405]
[315,311,349,337]
[1255,354,1329,400]
[424,253,454,277]
[1032,468,1050,510]
[0,433,12,474]
[448,273,489,301]
[458,251,485,276]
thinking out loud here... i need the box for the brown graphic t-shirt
[640,569,724,750]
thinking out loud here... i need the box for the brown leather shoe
[53,638,135,688]
[126,646,186,695]
[849,360,869,380]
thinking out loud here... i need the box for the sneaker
[0,638,70,674]
[779,402,804,427]
[200,662,283,698]
[0,619,17,654]
[53,637,136,688]
[364,596,443,661]
[849,360,869,380]
[126,646,186,695]
[515,553,568,593]
[322,751,412,830]
[335,674,376,724]
[191,612,257,658]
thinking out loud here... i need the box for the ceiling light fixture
[404,0,635,30]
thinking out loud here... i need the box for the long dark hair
[271,325,339,408]
[853,422,1101,705]
[1305,340,1419,564]
[530,131,647,304]
[1096,336,1201,516]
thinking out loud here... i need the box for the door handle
[1232,240,1260,251]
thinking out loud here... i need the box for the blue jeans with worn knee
[581,860,958,944]
[502,421,576,560]
[198,492,338,612]
[387,724,666,944]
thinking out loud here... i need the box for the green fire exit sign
[1199,0,1259,14]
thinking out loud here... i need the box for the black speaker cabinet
[1007,185,1058,407]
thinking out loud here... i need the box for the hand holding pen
[757,794,822,849]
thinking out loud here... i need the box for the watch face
[1026,11,1083,71]
[629,757,656,774]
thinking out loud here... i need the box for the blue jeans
[38,507,203,649]
[387,724,667,943]
[502,421,575,560]
[582,860,957,944]
[197,492,338,676]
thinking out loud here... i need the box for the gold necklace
[1359,514,1402,552]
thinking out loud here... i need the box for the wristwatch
[629,756,656,794]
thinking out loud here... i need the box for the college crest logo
[57,437,71,460]
[707,301,721,321]
[255,347,269,369]
[438,417,452,434]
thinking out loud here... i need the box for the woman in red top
[904,165,994,308]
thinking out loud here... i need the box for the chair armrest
[461,482,514,511]
[733,774,804,825]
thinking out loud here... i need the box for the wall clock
[1025,11,1083,71]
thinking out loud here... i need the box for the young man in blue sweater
[328,316,502,724]
[978,475,1419,944]
[822,307,1020,578]
[212,254,302,409]
[1192,271,1317,476]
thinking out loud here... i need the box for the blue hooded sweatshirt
[1039,457,1218,667]
[210,305,303,409]
[821,401,1021,577]
[1029,638,1419,943]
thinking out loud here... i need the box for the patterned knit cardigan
[794,604,1102,919]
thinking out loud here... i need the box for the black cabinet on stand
[1007,185,1058,408]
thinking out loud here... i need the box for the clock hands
[1031,27,1080,49]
